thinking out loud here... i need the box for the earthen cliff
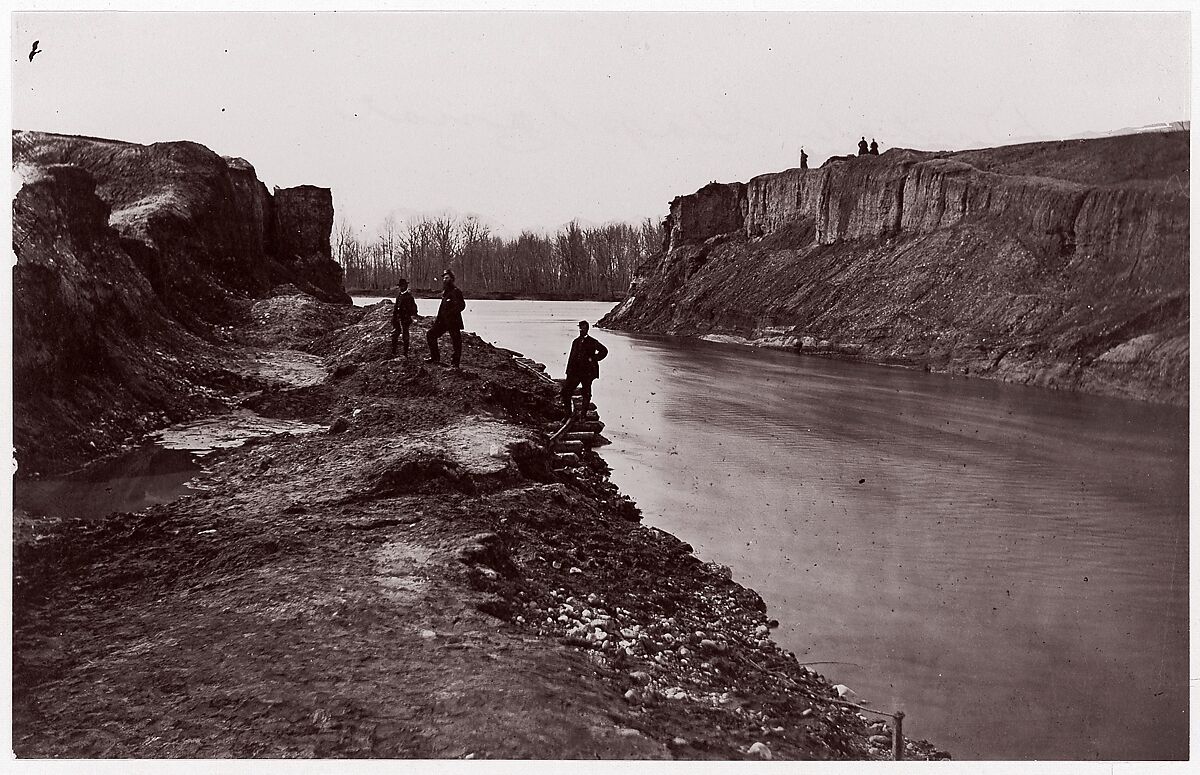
[12,130,350,473]
[602,132,1189,404]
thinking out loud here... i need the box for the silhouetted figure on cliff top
[869,138,879,155]
[858,137,869,156]
[800,147,808,170]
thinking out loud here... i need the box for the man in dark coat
[425,269,466,367]
[869,138,880,155]
[858,136,869,156]
[561,321,608,416]
[390,278,419,357]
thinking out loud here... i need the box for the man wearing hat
[390,278,419,357]
[561,320,608,417]
[425,268,466,367]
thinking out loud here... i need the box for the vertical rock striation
[602,132,1188,404]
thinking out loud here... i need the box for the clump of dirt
[12,292,948,760]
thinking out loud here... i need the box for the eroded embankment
[602,132,1188,405]
[12,295,946,760]
[13,130,351,476]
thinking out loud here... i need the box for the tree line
[335,214,664,300]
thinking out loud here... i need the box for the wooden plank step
[574,421,605,433]
[554,439,585,453]
[564,431,596,443]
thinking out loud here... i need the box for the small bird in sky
[29,40,42,61]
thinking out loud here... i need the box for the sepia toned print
[9,10,1190,764]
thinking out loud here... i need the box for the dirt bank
[13,294,947,760]
[602,132,1188,405]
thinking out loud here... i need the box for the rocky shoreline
[13,294,948,760]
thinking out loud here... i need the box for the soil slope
[601,132,1188,404]
[12,299,945,760]
[13,131,350,475]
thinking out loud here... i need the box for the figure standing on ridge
[390,278,419,357]
[561,321,608,417]
[800,147,808,170]
[425,269,466,368]
[858,136,869,156]
[869,138,879,155]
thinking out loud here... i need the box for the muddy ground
[12,294,947,760]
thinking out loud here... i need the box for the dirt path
[12,296,947,760]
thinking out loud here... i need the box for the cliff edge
[13,130,351,474]
[601,132,1188,404]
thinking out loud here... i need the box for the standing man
[561,321,608,417]
[800,147,808,170]
[425,269,465,367]
[390,278,418,357]
[869,138,880,155]
[858,136,869,156]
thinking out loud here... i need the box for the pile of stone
[546,397,606,469]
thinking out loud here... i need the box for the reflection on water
[14,445,205,520]
[15,411,327,520]
[372,297,1188,761]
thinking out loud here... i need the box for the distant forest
[335,215,665,300]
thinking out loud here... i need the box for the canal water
[361,296,1188,761]
[15,295,1185,759]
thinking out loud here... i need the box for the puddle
[15,410,326,520]
[14,445,206,520]
[152,409,324,452]
[234,349,327,388]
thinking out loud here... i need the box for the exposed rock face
[12,130,351,473]
[667,181,747,250]
[603,132,1189,405]
[271,185,342,298]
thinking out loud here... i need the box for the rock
[419,629,436,639]
[747,741,772,759]
[629,670,651,685]
[623,689,642,704]
[12,133,356,473]
[599,131,1189,406]
[869,734,891,746]
[329,416,350,434]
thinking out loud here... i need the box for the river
[361,295,1188,761]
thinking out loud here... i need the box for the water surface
[355,296,1188,760]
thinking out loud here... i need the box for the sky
[9,10,1192,238]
